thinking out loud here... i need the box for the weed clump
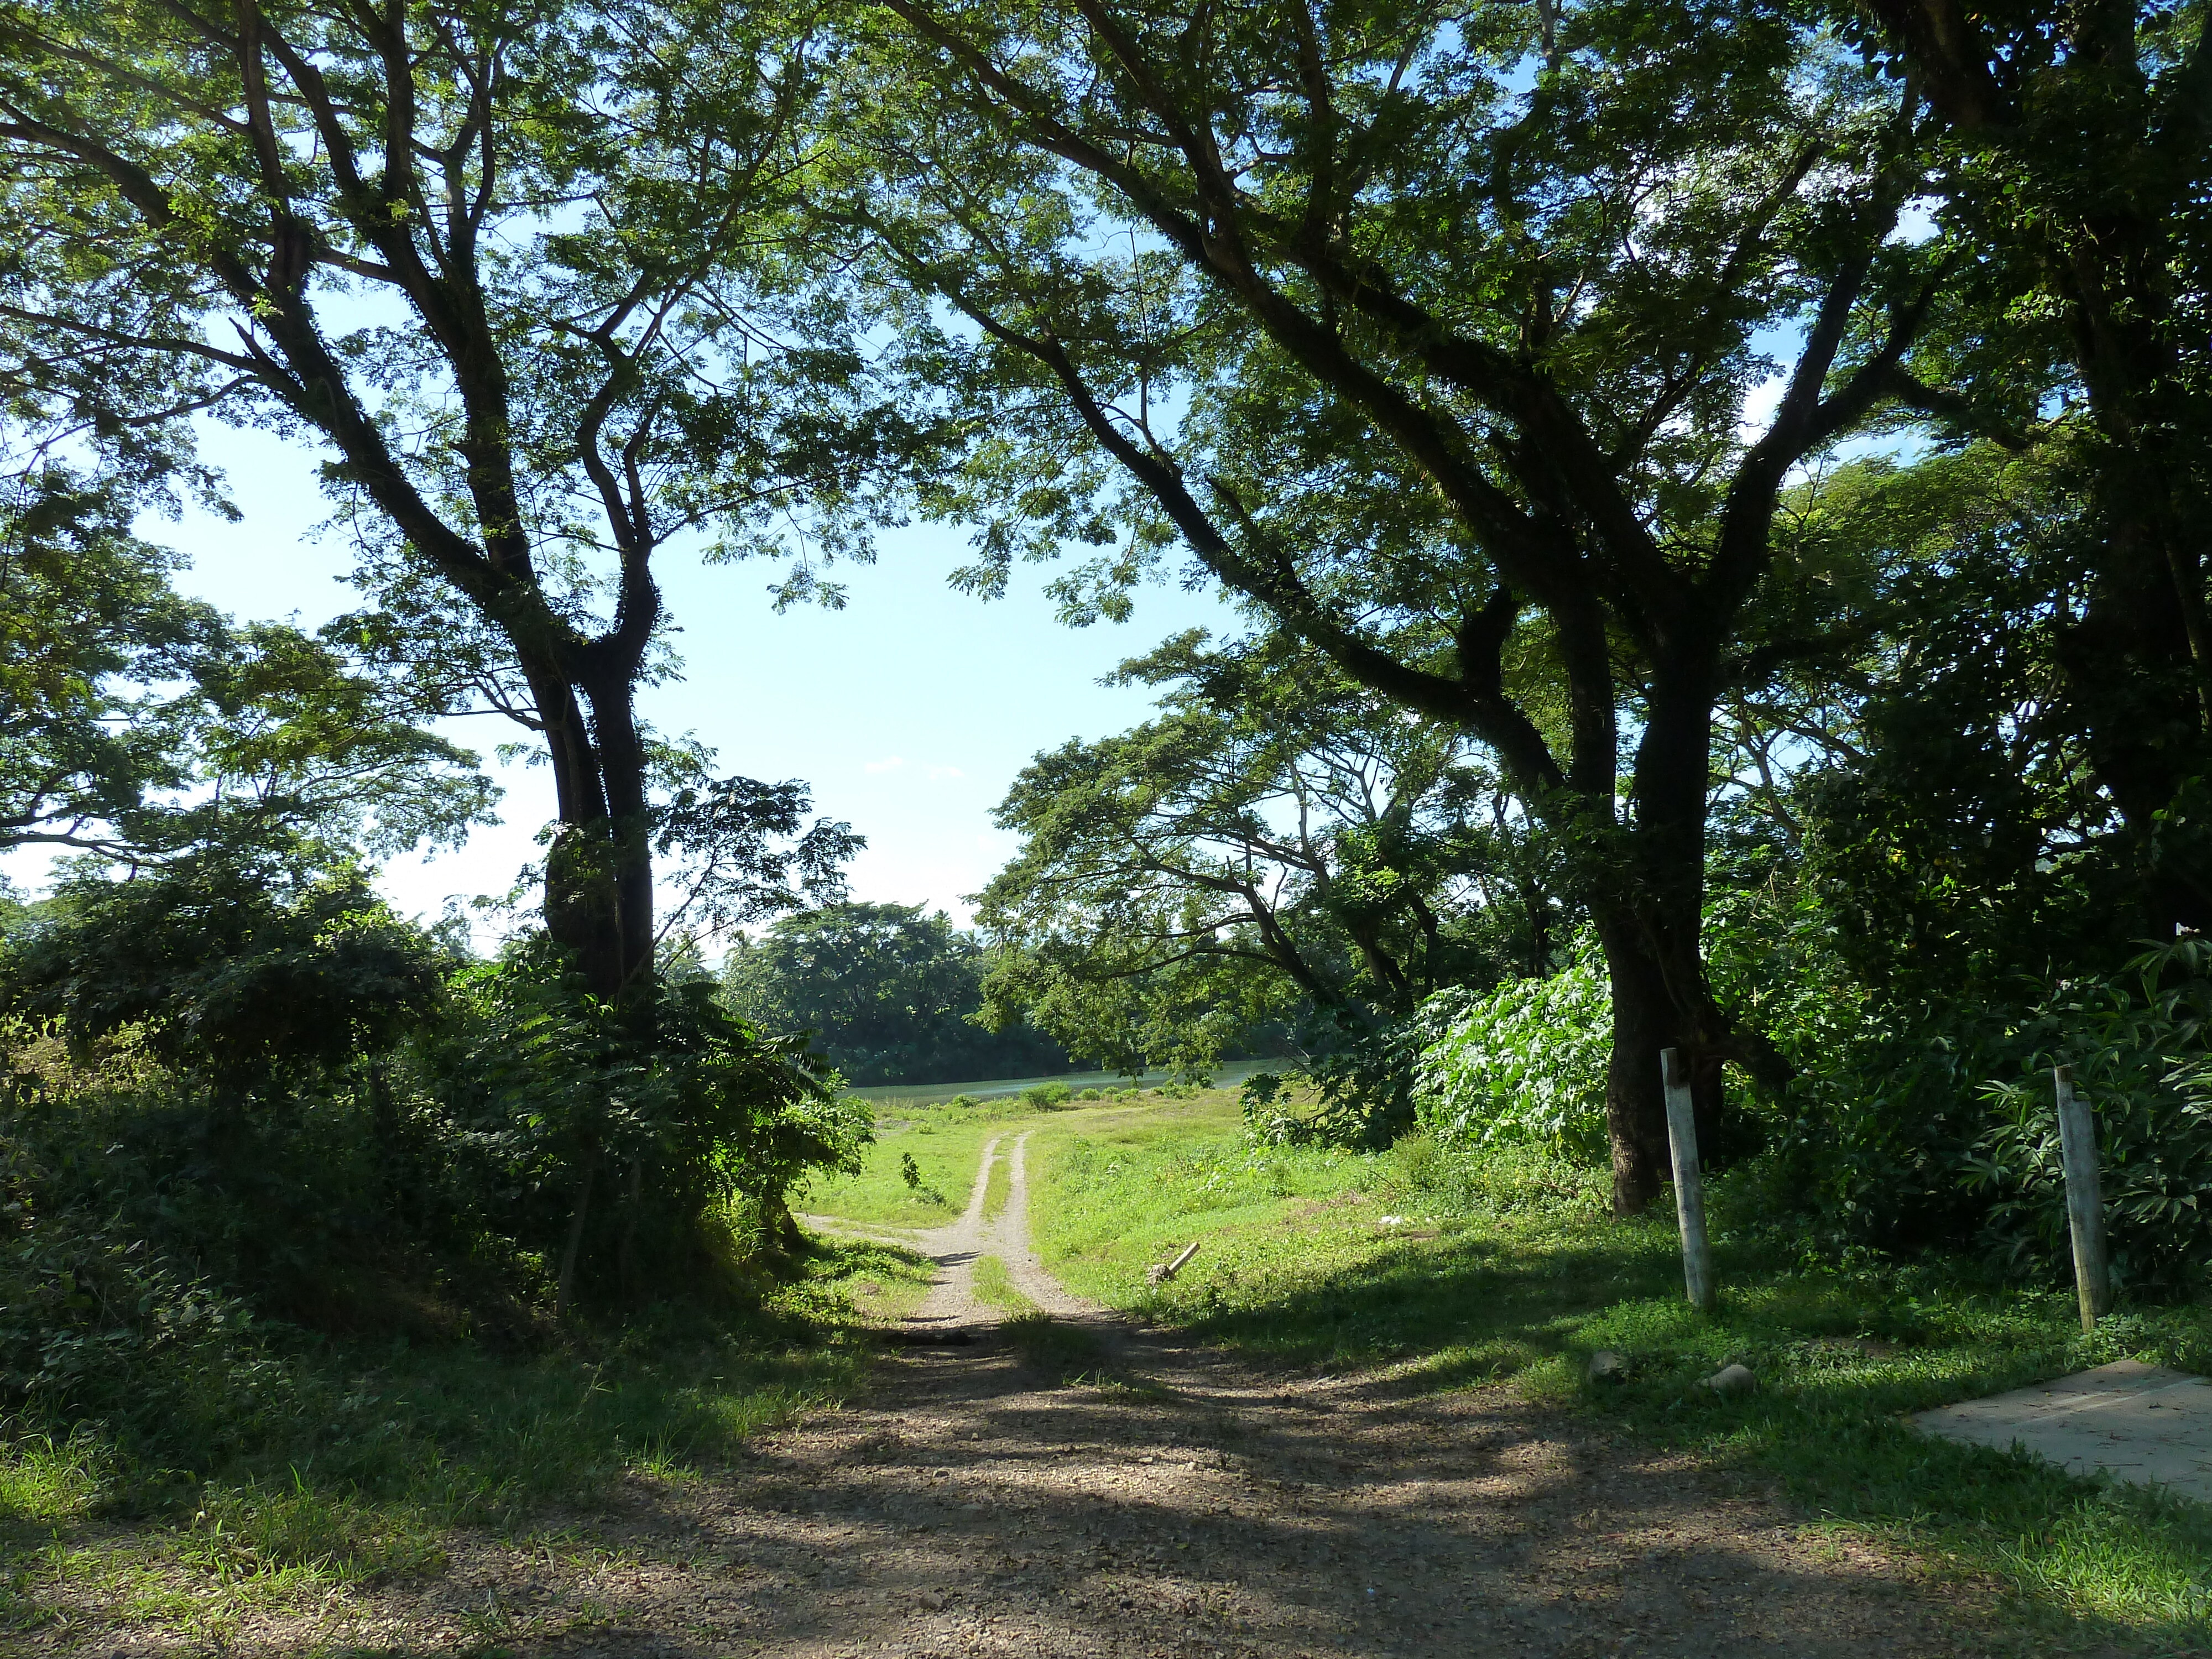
[898,1151,948,1207]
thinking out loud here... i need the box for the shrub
[1411,948,1610,1159]
[1966,939,2212,1293]
[1021,1081,1075,1109]
[0,912,870,1343]
[419,943,870,1303]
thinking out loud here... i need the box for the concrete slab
[1915,1359,2212,1504]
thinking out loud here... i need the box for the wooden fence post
[1660,1047,1715,1312]
[2053,1065,2111,1333]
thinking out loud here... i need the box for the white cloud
[1737,370,1789,442]
[927,764,966,780]
[863,755,906,774]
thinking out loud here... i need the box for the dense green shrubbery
[1393,870,2212,1302]
[1410,943,1611,1158]
[427,942,868,1305]
[1961,941,2212,1291]
[0,859,870,1453]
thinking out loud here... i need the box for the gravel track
[132,1130,2001,1657]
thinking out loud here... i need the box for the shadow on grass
[1160,1210,2212,1651]
[998,1313,1173,1399]
[0,1237,932,1635]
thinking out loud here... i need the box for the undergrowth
[0,1235,931,1642]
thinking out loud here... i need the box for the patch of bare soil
[59,1133,1997,1657]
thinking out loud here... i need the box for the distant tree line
[721,902,1070,1086]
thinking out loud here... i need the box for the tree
[838,0,1947,1207]
[1,468,494,864]
[1848,0,2212,933]
[0,0,919,1004]
[974,630,1560,1077]
[3,851,448,1093]
[722,900,1067,1084]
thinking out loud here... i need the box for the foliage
[424,942,872,1303]
[3,852,447,1088]
[840,0,1959,1207]
[975,632,1564,1081]
[1850,0,2212,936]
[1969,940,2212,1295]
[1,881,869,1332]
[1412,948,1613,1160]
[0,0,928,998]
[0,472,210,854]
[722,901,1063,1086]
[0,471,495,865]
[1237,999,1451,1152]
[1710,463,2162,1256]
[651,750,865,944]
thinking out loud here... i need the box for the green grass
[847,1058,1279,1108]
[0,1236,932,1645]
[971,1255,1035,1313]
[981,1142,1014,1219]
[800,1096,1038,1226]
[1028,1092,2212,1654]
[1000,1313,1124,1387]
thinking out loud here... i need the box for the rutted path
[805,1131,1099,1332]
[218,1131,1997,1657]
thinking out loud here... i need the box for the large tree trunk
[1584,676,1793,1214]
[1594,919,1672,1213]
[505,646,659,1009]
[1588,892,1742,1215]
[581,671,659,1006]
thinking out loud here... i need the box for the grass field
[797,1080,1228,1228]
[797,1095,1036,1226]
[1026,1091,2212,1653]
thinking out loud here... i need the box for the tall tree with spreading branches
[0,0,922,1004]
[836,0,1952,1207]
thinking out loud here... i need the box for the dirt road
[806,1130,1097,1329]
[307,1128,1996,1658]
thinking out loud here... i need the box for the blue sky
[17,418,1245,942]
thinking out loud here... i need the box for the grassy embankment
[1026,1090,2212,1654]
[0,1234,933,1647]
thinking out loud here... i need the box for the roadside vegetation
[1029,1090,2212,1650]
[0,1234,928,1644]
